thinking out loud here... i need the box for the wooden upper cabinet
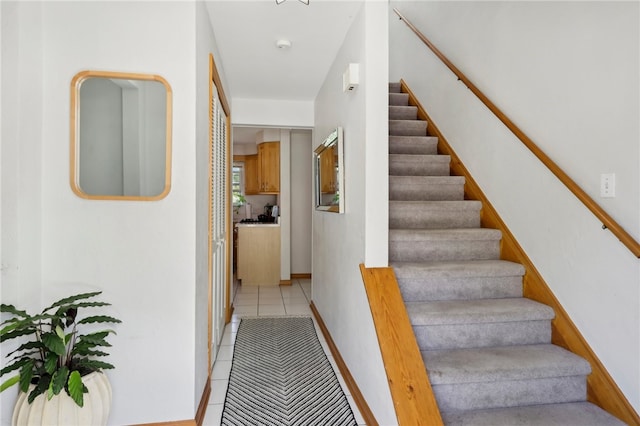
[257,142,280,194]
[244,154,259,195]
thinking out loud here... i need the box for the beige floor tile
[202,403,223,426]
[258,304,286,316]
[232,305,257,316]
[284,304,312,315]
[209,379,229,404]
[211,360,232,380]
[215,345,234,361]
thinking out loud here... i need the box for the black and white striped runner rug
[221,316,358,426]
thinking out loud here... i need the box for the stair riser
[389,93,409,106]
[389,161,450,176]
[389,82,402,93]
[389,208,480,229]
[389,184,464,201]
[398,276,523,302]
[389,106,418,120]
[390,120,427,136]
[389,240,500,262]
[389,138,438,155]
[413,321,551,350]
[433,376,587,413]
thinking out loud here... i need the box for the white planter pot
[12,371,112,426]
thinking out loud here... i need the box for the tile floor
[202,279,366,425]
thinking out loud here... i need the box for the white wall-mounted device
[343,63,359,92]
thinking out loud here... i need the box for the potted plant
[0,291,121,425]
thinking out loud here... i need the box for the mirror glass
[70,71,172,200]
[314,127,344,213]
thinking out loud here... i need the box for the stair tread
[389,105,417,111]
[388,82,402,93]
[390,228,502,242]
[390,154,450,163]
[389,119,427,125]
[424,344,591,385]
[392,259,525,278]
[406,298,555,325]
[389,93,409,105]
[442,402,626,426]
[390,175,464,183]
[390,200,482,211]
[389,135,437,142]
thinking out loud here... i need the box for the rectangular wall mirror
[70,70,172,200]
[314,127,344,213]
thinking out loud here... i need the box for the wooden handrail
[394,8,640,258]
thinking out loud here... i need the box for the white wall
[280,130,292,281]
[1,2,45,423]
[232,98,314,128]
[390,0,640,412]
[196,0,231,415]
[313,3,395,424]
[290,130,312,274]
[1,2,203,424]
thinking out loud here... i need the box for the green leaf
[1,313,58,338]
[78,330,112,342]
[0,357,32,377]
[42,292,102,312]
[5,341,44,359]
[44,352,58,375]
[41,332,66,356]
[75,359,115,371]
[55,325,66,341]
[77,315,121,325]
[72,348,109,357]
[0,326,36,343]
[0,375,20,392]
[0,304,30,318]
[18,360,34,393]
[67,371,84,407]
[64,301,110,310]
[27,375,50,404]
[48,366,69,399]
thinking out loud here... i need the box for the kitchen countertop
[235,222,280,227]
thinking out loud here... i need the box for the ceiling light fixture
[276,0,309,4]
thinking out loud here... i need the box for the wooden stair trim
[310,302,378,426]
[400,79,640,426]
[359,264,444,426]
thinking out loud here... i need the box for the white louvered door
[210,81,227,368]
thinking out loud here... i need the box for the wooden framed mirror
[314,127,344,213]
[70,70,172,200]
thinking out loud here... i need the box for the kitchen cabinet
[236,224,280,286]
[244,154,260,195]
[319,144,337,193]
[258,142,280,194]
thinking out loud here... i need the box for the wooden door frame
[207,53,232,375]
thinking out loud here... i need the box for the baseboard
[310,302,378,426]
[291,273,311,279]
[195,380,211,426]
[279,279,292,286]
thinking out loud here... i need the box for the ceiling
[205,0,364,102]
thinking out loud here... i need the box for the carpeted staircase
[388,82,626,426]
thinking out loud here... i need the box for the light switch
[600,173,615,198]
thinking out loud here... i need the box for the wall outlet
[600,173,615,198]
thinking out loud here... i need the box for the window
[232,163,245,205]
